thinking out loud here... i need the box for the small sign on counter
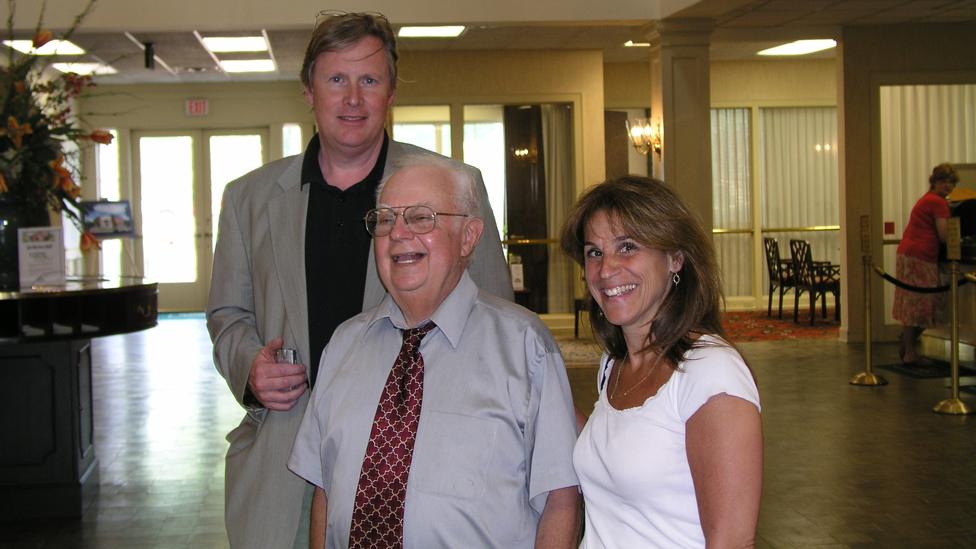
[19,227,65,287]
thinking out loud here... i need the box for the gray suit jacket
[206,140,513,549]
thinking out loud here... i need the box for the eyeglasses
[364,205,469,237]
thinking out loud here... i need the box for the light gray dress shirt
[289,271,579,548]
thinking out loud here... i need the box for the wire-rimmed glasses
[364,205,469,237]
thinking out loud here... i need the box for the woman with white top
[560,176,763,548]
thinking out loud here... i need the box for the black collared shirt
[303,133,389,385]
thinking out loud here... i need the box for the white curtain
[880,84,976,322]
[711,108,752,297]
[760,107,840,267]
[541,104,575,314]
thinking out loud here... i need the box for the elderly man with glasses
[207,12,512,549]
[289,153,581,549]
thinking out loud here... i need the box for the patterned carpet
[558,309,839,364]
[721,309,840,342]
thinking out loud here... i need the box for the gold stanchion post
[933,218,972,414]
[851,215,887,386]
[851,254,887,385]
[933,261,973,414]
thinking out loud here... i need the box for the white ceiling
[4,0,975,83]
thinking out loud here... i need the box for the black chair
[763,237,795,318]
[573,298,587,339]
[789,239,840,325]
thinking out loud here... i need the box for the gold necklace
[611,352,664,400]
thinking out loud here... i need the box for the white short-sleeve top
[574,336,761,549]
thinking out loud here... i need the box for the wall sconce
[512,147,536,162]
[626,118,662,156]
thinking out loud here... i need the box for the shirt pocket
[411,411,497,500]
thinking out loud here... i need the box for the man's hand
[248,337,308,411]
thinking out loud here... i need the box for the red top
[897,191,950,262]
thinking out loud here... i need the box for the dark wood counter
[0,278,157,342]
[0,279,158,520]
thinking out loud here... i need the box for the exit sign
[185,98,209,117]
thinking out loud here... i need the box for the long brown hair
[559,176,725,367]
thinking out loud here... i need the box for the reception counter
[0,279,157,520]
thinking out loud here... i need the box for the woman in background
[560,176,762,548]
[893,163,958,366]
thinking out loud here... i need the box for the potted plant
[0,0,112,290]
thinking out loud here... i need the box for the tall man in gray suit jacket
[206,12,512,549]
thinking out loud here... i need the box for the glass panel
[282,123,303,157]
[59,141,82,275]
[392,105,451,156]
[711,108,752,297]
[97,129,121,279]
[759,107,839,233]
[140,136,196,283]
[209,134,264,249]
[462,105,506,241]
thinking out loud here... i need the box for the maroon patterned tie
[348,321,436,548]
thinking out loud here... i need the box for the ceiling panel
[20,0,971,84]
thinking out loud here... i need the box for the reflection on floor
[3,317,976,548]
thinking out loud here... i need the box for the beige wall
[839,22,976,342]
[80,81,310,129]
[603,58,837,110]
[711,59,836,106]
[604,62,652,109]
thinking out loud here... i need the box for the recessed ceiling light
[398,26,465,38]
[758,39,837,56]
[201,36,268,53]
[3,39,85,55]
[51,62,117,75]
[624,40,650,47]
[219,59,276,73]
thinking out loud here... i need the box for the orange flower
[32,29,54,50]
[80,231,101,253]
[49,155,81,199]
[88,129,114,144]
[0,172,7,193]
[50,155,72,178]
[5,116,33,149]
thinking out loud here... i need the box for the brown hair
[929,162,959,188]
[559,176,726,367]
[300,12,398,89]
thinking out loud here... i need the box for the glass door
[132,129,267,311]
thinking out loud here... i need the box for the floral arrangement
[0,0,111,251]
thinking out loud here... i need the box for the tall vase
[0,199,49,292]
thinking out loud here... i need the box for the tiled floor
[3,318,976,548]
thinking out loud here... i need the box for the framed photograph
[80,200,135,238]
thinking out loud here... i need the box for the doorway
[131,129,268,311]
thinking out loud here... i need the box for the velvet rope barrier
[871,264,970,293]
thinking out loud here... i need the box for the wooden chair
[763,237,795,318]
[789,239,840,325]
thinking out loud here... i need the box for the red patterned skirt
[892,254,946,328]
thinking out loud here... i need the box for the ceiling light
[3,39,85,55]
[51,62,117,75]
[758,39,837,56]
[201,36,268,53]
[398,26,465,38]
[624,40,650,47]
[219,59,276,73]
